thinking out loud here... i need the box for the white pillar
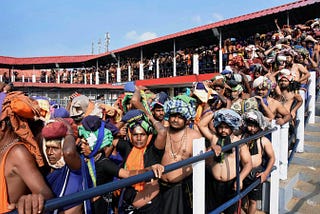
[219,30,223,73]
[308,72,316,123]
[156,58,160,79]
[296,90,305,152]
[0,75,3,82]
[90,73,93,85]
[84,73,87,85]
[193,137,205,214]
[106,70,109,84]
[279,122,289,180]
[270,121,280,214]
[139,63,144,80]
[116,67,121,83]
[70,73,73,84]
[128,66,131,82]
[95,72,99,85]
[173,55,177,77]
[22,75,25,82]
[193,54,199,75]
[57,73,60,84]
[45,75,48,83]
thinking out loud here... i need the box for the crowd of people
[0,17,319,214]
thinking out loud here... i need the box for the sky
[0,0,296,58]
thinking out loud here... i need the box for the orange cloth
[0,142,24,213]
[1,91,44,167]
[125,134,153,192]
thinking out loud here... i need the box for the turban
[122,109,153,134]
[232,84,243,93]
[69,95,90,118]
[164,95,196,120]
[211,75,226,88]
[52,106,70,118]
[78,115,113,151]
[242,110,271,131]
[0,91,44,166]
[150,91,170,110]
[42,120,68,169]
[214,109,241,130]
[278,69,294,81]
[243,97,259,112]
[192,82,211,103]
[252,76,272,89]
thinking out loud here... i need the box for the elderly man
[0,91,53,214]
[198,109,252,214]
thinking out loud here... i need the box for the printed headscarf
[78,115,113,150]
[242,110,271,131]
[252,76,272,90]
[164,95,196,120]
[122,109,153,135]
[214,109,242,130]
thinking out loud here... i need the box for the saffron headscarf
[0,91,44,166]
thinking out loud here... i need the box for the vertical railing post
[128,66,131,82]
[270,121,280,214]
[193,137,206,214]
[279,122,289,180]
[308,71,316,124]
[296,90,305,152]
[193,54,199,75]
[106,70,109,84]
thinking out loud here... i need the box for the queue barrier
[44,127,277,213]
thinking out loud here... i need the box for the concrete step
[304,131,320,142]
[305,123,320,132]
[304,141,320,153]
[293,180,317,199]
[286,197,320,214]
[291,152,320,167]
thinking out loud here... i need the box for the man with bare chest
[198,109,252,214]
[0,92,53,214]
[160,96,202,214]
[274,70,303,120]
[253,76,291,125]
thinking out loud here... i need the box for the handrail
[44,127,277,212]
[209,166,277,214]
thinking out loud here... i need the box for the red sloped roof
[112,0,319,54]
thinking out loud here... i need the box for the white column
[90,73,93,85]
[128,66,131,82]
[279,122,289,180]
[116,67,121,83]
[84,73,87,85]
[32,75,36,83]
[57,73,60,84]
[173,55,177,77]
[106,70,109,84]
[139,63,144,80]
[219,30,223,73]
[270,121,280,214]
[156,59,160,78]
[22,75,25,82]
[0,75,3,82]
[308,72,316,123]
[193,54,199,75]
[95,72,99,85]
[193,137,205,214]
[70,73,73,84]
[45,75,48,83]
[296,90,305,153]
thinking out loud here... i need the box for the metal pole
[219,30,223,73]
